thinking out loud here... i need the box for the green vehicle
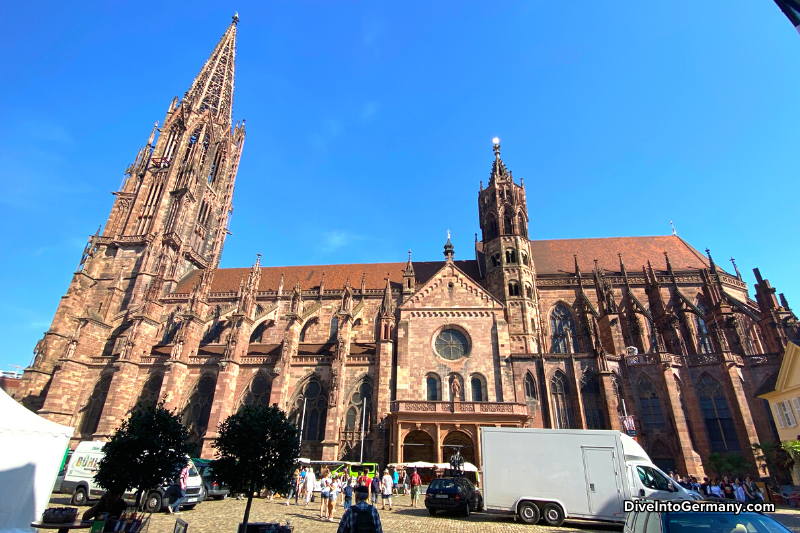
[331,462,379,478]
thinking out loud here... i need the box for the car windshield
[666,513,792,533]
[189,465,199,476]
[429,479,457,490]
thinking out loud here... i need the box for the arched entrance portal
[442,431,475,465]
[403,430,435,463]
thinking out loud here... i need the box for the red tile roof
[172,235,717,295]
[528,235,714,275]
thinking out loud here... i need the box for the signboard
[621,415,636,437]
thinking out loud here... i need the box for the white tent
[0,388,74,532]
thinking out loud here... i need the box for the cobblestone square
[47,494,800,533]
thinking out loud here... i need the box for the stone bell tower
[477,139,543,353]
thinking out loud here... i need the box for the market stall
[0,388,74,532]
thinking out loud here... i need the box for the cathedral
[15,16,800,478]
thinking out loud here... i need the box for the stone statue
[450,379,461,401]
[342,289,353,313]
[290,286,302,315]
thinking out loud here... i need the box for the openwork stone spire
[184,13,239,124]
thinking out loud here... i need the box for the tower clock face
[435,329,470,360]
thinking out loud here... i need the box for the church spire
[183,14,238,125]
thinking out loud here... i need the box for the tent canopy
[0,389,74,532]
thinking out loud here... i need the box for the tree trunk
[241,482,255,532]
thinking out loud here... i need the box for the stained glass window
[697,376,740,452]
[80,375,112,437]
[524,372,537,400]
[550,305,577,354]
[637,377,665,429]
[551,371,574,429]
[427,375,440,401]
[182,375,217,445]
[580,371,606,429]
[239,375,272,409]
[435,329,469,360]
[134,373,163,411]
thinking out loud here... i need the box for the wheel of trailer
[428,508,437,516]
[542,502,565,527]
[71,487,87,506]
[518,501,540,525]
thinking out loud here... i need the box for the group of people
[284,465,424,518]
[669,472,763,503]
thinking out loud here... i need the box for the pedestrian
[305,467,316,506]
[287,469,301,506]
[392,468,399,496]
[409,468,422,508]
[689,476,700,492]
[167,461,190,515]
[381,469,394,510]
[343,479,354,511]
[370,473,381,505]
[743,476,762,502]
[319,469,332,518]
[734,478,746,503]
[710,479,724,499]
[357,468,371,501]
[336,485,383,533]
[699,477,710,497]
[328,474,342,522]
[720,476,735,500]
[678,476,692,490]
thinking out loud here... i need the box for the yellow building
[757,342,800,483]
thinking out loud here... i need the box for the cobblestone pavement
[47,494,800,533]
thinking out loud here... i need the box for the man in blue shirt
[336,486,382,533]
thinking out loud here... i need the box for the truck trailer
[480,427,700,526]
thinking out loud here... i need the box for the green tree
[783,440,800,462]
[752,441,792,485]
[211,405,300,528]
[724,454,754,478]
[94,401,190,509]
[705,452,728,477]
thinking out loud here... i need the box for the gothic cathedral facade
[15,17,800,477]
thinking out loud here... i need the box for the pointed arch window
[697,376,741,452]
[694,303,714,354]
[580,371,606,429]
[329,316,339,341]
[343,381,372,432]
[518,214,527,238]
[508,281,520,297]
[134,373,164,411]
[290,379,328,442]
[503,215,513,235]
[181,375,217,445]
[80,375,113,437]
[524,372,537,400]
[550,305,577,354]
[637,377,665,429]
[239,375,272,410]
[486,216,499,241]
[426,374,441,401]
[550,371,574,429]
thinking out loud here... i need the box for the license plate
[435,494,448,499]
[187,498,197,502]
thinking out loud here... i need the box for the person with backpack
[336,485,383,533]
[370,473,381,505]
[409,468,422,508]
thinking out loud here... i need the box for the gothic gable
[401,262,503,310]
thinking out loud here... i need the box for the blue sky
[1,2,799,373]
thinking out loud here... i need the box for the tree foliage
[210,405,300,526]
[705,452,754,477]
[752,441,793,484]
[95,401,190,497]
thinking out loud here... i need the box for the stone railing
[390,400,527,415]
[625,353,660,366]
[685,353,721,366]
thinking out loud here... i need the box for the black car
[192,458,230,500]
[425,477,483,517]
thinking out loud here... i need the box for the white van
[61,441,205,512]
[480,428,702,526]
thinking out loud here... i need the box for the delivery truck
[480,427,701,526]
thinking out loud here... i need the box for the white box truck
[480,427,701,526]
